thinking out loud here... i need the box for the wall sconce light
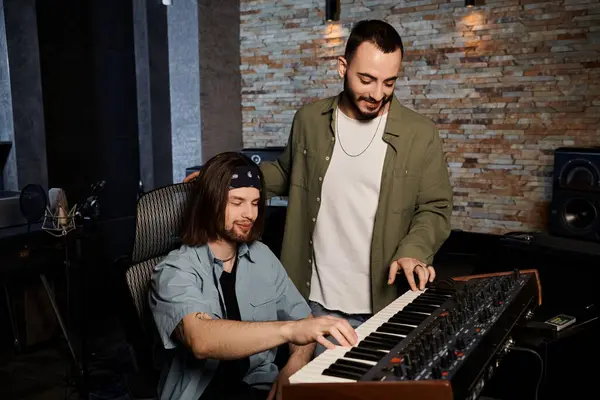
[465,0,475,7]
[326,0,340,22]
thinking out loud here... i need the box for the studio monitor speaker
[548,146,600,242]
[240,147,286,165]
[184,147,286,179]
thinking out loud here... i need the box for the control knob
[456,336,466,350]
[478,311,487,323]
[393,364,405,378]
[440,354,451,369]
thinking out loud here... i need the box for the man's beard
[219,222,253,243]
[343,76,392,120]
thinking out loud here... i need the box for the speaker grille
[562,197,597,232]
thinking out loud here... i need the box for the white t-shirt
[309,107,389,314]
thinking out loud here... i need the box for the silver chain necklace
[335,107,384,158]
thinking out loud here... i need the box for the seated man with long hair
[149,152,357,400]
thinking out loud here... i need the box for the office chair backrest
[125,181,195,331]
[116,181,194,397]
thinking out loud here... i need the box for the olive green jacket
[259,93,453,313]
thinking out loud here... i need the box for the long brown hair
[181,152,266,246]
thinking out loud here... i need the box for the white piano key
[289,347,380,384]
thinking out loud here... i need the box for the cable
[507,345,544,400]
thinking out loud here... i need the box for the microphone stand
[40,206,83,389]
[74,222,89,400]
[42,181,105,399]
[73,181,104,399]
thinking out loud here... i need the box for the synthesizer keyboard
[284,269,541,400]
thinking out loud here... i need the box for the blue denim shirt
[149,241,311,400]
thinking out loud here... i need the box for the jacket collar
[320,92,406,137]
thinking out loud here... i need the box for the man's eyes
[230,201,259,206]
[360,79,396,87]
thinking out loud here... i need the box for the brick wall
[240,0,600,234]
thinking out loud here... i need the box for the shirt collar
[204,242,255,265]
[320,91,406,137]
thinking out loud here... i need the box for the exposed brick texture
[240,0,600,234]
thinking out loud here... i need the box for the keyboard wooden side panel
[282,380,453,400]
[452,269,542,305]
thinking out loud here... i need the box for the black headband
[229,165,262,190]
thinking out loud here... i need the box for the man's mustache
[359,95,391,104]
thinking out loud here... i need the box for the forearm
[396,127,453,264]
[394,205,451,264]
[259,120,297,198]
[260,161,290,198]
[288,342,315,364]
[178,315,291,360]
[285,313,316,366]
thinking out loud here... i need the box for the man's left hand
[267,356,306,400]
[387,257,436,291]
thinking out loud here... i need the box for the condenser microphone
[48,188,69,226]
[44,188,75,236]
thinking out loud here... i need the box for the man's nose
[241,203,255,218]
[241,204,251,217]
[370,84,384,102]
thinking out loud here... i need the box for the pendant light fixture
[326,0,340,22]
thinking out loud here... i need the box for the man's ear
[337,56,347,79]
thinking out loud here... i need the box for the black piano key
[425,287,455,296]
[366,331,400,342]
[351,346,387,357]
[345,348,385,362]
[328,362,370,376]
[394,310,431,321]
[357,340,390,351]
[404,303,438,313]
[322,367,362,380]
[336,360,371,375]
[388,316,420,326]
[422,290,452,297]
[386,317,417,327]
[362,335,396,345]
[412,297,445,306]
[344,351,381,362]
[411,300,443,308]
[369,332,402,343]
[379,322,415,335]
[403,303,437,313]
[409,301,442,310]
[418,293,452,303]
[365,332,404,347]
[377,326,410,336]
[360,338,395,350]
[390,311,427,325]
[366,333,400,346]
[370,332,403,342]
[336,358,373,371]
[419,292,450,300]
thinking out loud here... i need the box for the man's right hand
[183,171,200,183]
[282,316,358,350]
